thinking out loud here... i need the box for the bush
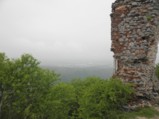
[77,78,133,119]
[49,82,76,119]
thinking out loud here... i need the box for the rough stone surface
[111,0,159,101]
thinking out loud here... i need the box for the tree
[0,53,59,119]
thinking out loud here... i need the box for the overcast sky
[0,0,158,66]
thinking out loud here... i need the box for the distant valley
[44,65,114,81]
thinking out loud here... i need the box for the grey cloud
[1,0,157,66]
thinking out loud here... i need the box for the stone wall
[111,0,159,100]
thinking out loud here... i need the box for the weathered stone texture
[111,0,159,100]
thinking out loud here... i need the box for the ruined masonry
[111,0,159,100]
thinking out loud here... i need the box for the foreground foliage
[0,53,135,119]
[71,78,133,119]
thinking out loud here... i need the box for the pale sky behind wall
[0,0,158,66]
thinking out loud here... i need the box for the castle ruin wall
[111,0,159,99]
